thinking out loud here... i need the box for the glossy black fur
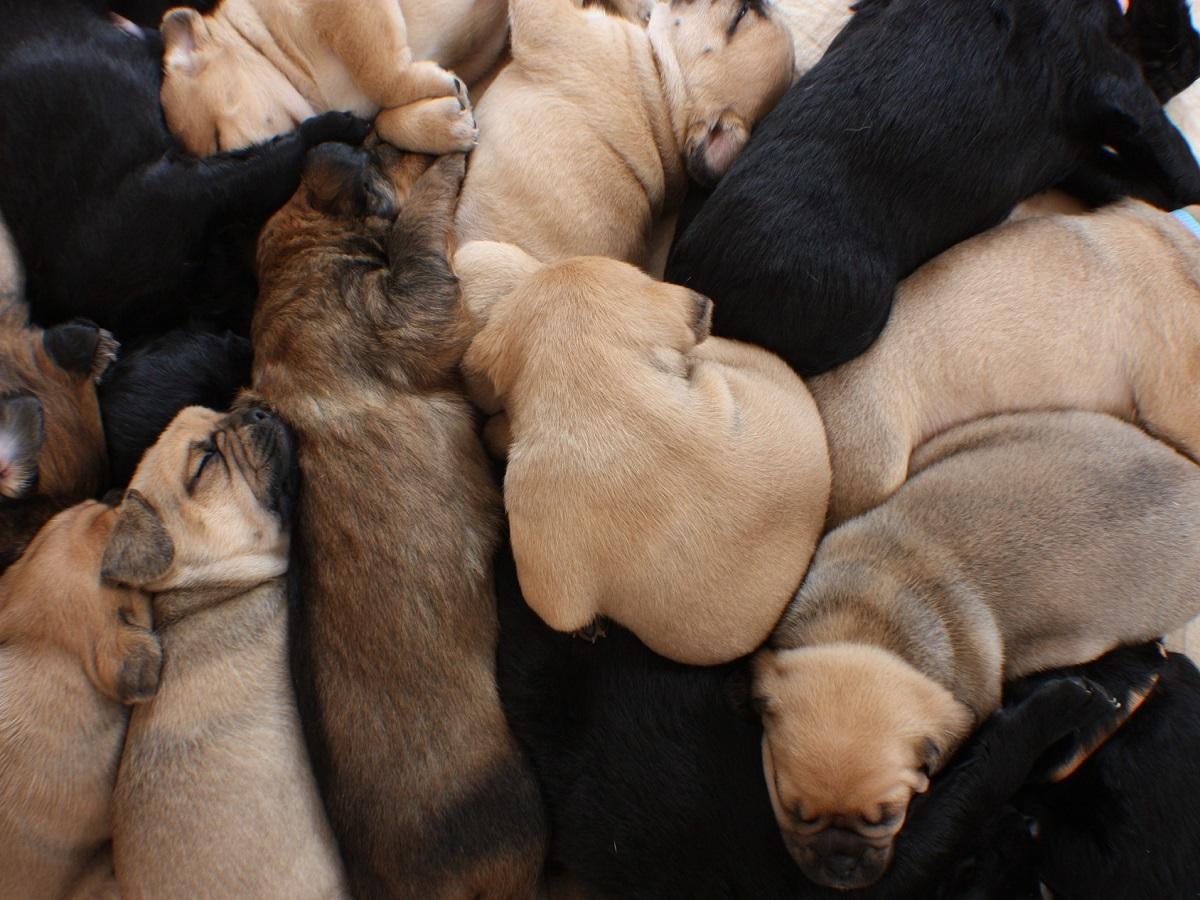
[665,0,1200,376]
[99,330,251,487]
[495,542,1143,899]
[0,0,368,340]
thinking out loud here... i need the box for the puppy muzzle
[230,407,297,516]
[788,829,893,891]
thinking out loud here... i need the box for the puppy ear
[454,241,543,331]
[0,394,42,500]
[43,320,119,382]
[101,490,175,587]
[303,144,398,219]
[161,8,208,74]
[92,615,163,705]
[685,117,750,188]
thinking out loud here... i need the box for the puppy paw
[375,97,478,155]
[299,111,373,148]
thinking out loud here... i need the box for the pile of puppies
[2,0,1200,897]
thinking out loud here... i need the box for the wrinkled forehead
[133,406,224,484]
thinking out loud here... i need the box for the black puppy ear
[303,144,399,220]
[1123,0,1200,102]
[0,393,42,499]
[43,320,119,381]
[101,490,174,587]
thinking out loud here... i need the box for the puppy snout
[790,829,892,891]
[238,407,273,428]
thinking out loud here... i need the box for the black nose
[823,853,860,880]
[240,407,272,427]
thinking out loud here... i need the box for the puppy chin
[789,834,893,891]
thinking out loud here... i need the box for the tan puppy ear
[913,687,975,780]
[161,8,208,75]
[92,618,163,705]
[454,241,542,331]
[101,491,175,587]
[685,116,750,187]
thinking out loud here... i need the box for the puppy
[158,0,505,156]
[251,145,544,898]
[811,198,1200,526]
[494,541,1123,900]
[454,0,794,274]
[0,501,161,900]
[99,329,251,488]
[665,0,1200,375]
[460,241,830,665]
[104,405,345,898]
[757,410,1200,890]
[0,0,369,339]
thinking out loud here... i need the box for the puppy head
[0,501,161,704]
[462,254,712,405]
[754,643,973,890]
[101,405,294,594]
[160,7,315,155]
[650,0,794,185]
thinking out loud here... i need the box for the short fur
[99,330,251,488]
[0,501,160,900]
[158,0,506,155]
[666,0,1200,375]
[108,405,345,898]
[494,542,1126,899]
[454,0,794,274]
[459,241,830,665]
[250,144,544,898]
[758,410,1200,889]
[0,0,369,339]
[811,198,1200,526]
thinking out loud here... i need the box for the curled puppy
[811,199,1200,526]
[106,405,344,899]
[455,0,794,273]
[159,0,506,155]
[252,146,544,898]
[756,410,1200,890]
[0,500,161,900]
[460,241,830,666]
[666,0,1200,375]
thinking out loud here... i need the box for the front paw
[299,111,373,148]
[374,97,478,155]
[992,676,1121,768]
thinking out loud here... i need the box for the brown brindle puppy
[250,142,545,899]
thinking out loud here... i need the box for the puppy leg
[387,153,467,287]
[374,89,478,155]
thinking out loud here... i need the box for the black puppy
[0,0,368,339]
[665,0,1200,376]
[494,544,1124,900]
[99,329,252,487]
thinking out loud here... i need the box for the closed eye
[729,1,750,34]
[188,443,218,492]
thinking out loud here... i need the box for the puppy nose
[823,853,860,880]
[240,407,272,427]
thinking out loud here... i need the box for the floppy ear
[43,320,119,381]
[101,490,174,587]
[161,7,208,75]
[685,118,750,187]
[454,241,543,332]
[92,615,163,705]
[0,394,42,500]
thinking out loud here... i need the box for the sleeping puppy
[158,0,505,156]
[811,198,1200,526]
[251,145,544,898]
[756,410,1200,890]
[459,241,830,666]
[0,317,119,571]
[454,0,794,274]
[0,500,161,900]
[104,405,345,899]
[99,329,251,488]
[666,0,1200,375]
[0,0,369,340]
[494,541,1124,900]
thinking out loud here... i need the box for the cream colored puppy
[811,198,1200,526]
[104,406,345,899]
[460,241,830,666]
[159,0,507,155]
[0,501,160,900]
[455,0,794,273]
[756,410,1200,890]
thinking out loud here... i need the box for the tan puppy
[252,146,544,898]
[811,198,1200,526]
[0,501,160,900]
[159,0,507,155]
[104,406,345,899]
[459,241,830,665]
[756,410,1200,890]
[455,0,794,273]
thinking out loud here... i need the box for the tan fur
[811,199,1200,526]
[107,406,345,899]
[251,147,543,898]
[159,0,507,155]
[459,241,830,665]
[0,502,160,900]
[454,0,794,273]
[758,410,1200,888]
